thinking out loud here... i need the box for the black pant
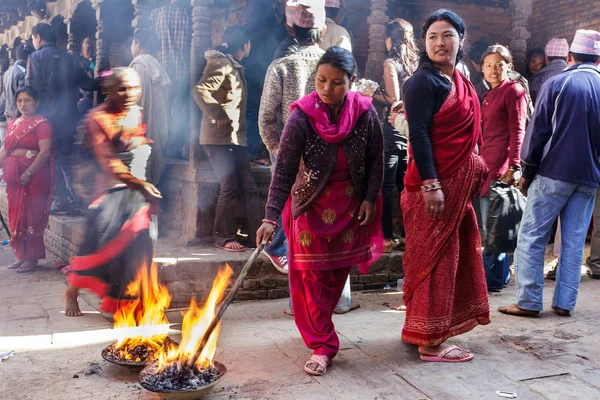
[382,148,407,239]
[204,145,262,246]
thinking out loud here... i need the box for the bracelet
[421,182,442,193]
[262,219,279,229]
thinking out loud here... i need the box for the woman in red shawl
[256,47,384,376]
[401,9,490,362]
[0,86,53,273]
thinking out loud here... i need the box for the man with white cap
[319,0,352,53]
[529,37,569,104]
[499,29,600,318]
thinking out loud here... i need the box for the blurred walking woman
[256,47,384,376]
[64,68,162,317]
[0,87,53,273]
[194,25,262,252]
[479,45,527,292]
[401,9,490,362]
[371,18,418,252]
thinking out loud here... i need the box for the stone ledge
[0,183,404,305]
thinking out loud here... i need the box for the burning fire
[156,265,233,371]
[113,262,172,362]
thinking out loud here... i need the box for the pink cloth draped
[291,91,373,144]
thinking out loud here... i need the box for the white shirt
[319,18,352,53]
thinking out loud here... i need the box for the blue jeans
[515,175,596,311]
[265,154,288,257]
[480,195,511,290]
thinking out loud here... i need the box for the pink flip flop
[216,243,245,252]
[420,345,474,363]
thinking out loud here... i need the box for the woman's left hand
[19,172,31,186]
[358,200,375,226]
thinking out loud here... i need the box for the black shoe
[586,267,600,279]
[546,268,556,280]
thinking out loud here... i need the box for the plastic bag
[485,181,527,253]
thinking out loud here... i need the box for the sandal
[56,262,71,275]
[17,261,39,274]
[420,345,474,363]
[216,242,245,252]
[303,354,330,376]
[8,260,24,270]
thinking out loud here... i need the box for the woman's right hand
[141,181,162,200]
[422,180,445,219]
[256,222,275,247]
[388,111,399,126]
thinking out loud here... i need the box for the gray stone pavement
[1,236,600,400]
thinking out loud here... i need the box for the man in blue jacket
[26,23,97,215]
[499,29,600,318]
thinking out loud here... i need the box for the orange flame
[113,262,172,361]
[156,265,233,370]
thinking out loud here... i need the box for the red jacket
[480,79,528,196]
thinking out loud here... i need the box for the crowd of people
[0,0,599,377]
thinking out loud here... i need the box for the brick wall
[528,0,600,49]
[388,1,512,48]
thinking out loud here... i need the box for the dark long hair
[418,9,466,70]
[480,44,513,65]
[317,46,357,79]
[385,19,419,77]
[215,26,249,55]
[15,86,39,102]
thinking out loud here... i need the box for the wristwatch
[25,171,32,177]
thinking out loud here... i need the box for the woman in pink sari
[0,86,53,273]
[256,47,384,376]
[401,9,490,363]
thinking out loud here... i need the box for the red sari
[3,116,53,261]
[401,70,490,346]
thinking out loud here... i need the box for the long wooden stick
[189,242,266,367]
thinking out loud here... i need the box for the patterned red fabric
[3,116,53,261]
[404,69,482,192]
[401,154,490,346]
[283,146,383,274]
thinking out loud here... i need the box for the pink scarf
[291,91,373,143]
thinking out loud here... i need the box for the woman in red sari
[0,86,53,273]
[257,47,384,376]
[401,9,490,362]
[64,68,162,317]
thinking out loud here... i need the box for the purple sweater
[266,105,384,221]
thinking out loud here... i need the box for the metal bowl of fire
[101,336,178,367]
[139,360,227,400]
[101,263,178,367]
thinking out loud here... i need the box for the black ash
[139,363,222,391]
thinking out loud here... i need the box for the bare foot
[419,343,472,361]
[64,287,83,317]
